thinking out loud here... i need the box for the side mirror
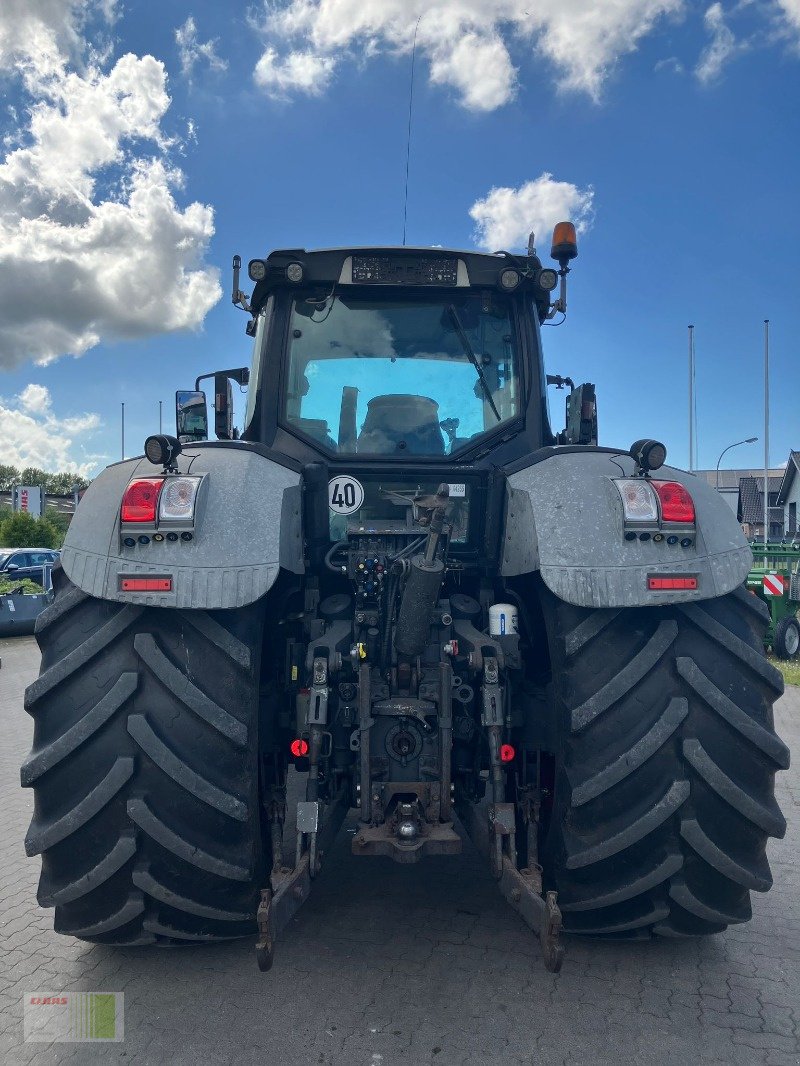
[176,390,209,443]
[6,563,19,572]
[564,383,597,446]
[214,373,234,440]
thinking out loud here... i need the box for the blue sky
[0,0,797,477]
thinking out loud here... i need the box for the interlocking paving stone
[1,633,798,1065]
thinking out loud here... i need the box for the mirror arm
[195,367,250,392]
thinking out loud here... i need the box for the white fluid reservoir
[489,603,518,636]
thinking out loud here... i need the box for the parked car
[0,548,60,588]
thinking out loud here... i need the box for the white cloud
[0,1,221,369]
[0,385,102,475]
[775,0,800,43]
[18,384,52,415]
[253,47,336,97]
[695,3,744,82]
[654,55,685,73]
[469,173,594,251]
[251,0,685,110]
[175,15,227,81]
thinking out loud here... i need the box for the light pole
[715,436,758,489]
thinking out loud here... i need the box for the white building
[777,451,800,537]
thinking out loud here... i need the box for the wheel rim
[786,622,800,656]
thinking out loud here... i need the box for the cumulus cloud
[175,15,227,81]
[695,3,744,82]
[18,383,52,415]
[469,173,594,252]
[0,0,221,369]
[253,47,336,97]
[0,385,102,475]
[250,0,685,109]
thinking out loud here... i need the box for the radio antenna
[402,14,424,247]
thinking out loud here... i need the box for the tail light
[648,576,698,590]
[651,481,695,524]
[121,478,164,523]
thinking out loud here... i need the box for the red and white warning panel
[763,573,785,596]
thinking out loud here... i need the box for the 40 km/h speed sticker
[328,475,364,516]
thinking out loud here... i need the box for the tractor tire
[773,616,800,660]
[21,566,266,945]
[540,585,789,938]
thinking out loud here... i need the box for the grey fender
[62,445,302,609]
[501,449,751,608]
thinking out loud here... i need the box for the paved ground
[0,634,798,1066]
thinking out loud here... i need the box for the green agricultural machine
[22,225,789,972]
[747,543,800,658]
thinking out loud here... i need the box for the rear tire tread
[127,715,248,821]
[132,867,251,922]
[570,620,678,731]
[565,780,689,869]
[21,673,138,784]
[570,697,687,805]
[133,633,247,745]
[56,891,146,937]
[541,585,787,938]
[22,569,264,946]
[127,799,251,881]
[25,757,134,855]
[682,738,786,837]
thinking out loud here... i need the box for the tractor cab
[175,226,597,466]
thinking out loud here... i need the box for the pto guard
[501,449,751,608]
[61,445,302,609]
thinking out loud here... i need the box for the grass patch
[768,655,800,687]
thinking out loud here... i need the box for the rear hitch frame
[457,797,564,973]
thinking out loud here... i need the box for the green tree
[44,510,71,547]
[0,511,59,548]
[19,467,50,490]
[0,464,21,491]
[49,472,89,494]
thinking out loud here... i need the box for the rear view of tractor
[22,225,789,971]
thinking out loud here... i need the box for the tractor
[747,542,800,659]
[22,225,788,971]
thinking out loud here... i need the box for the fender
[61,444,302,609]
[501,449,751,608]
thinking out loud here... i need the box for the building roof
[737,476,784,525]
[693,468,784,491]
[777,451,800,505]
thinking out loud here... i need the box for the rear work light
[651,481,695,524]
[614,479,659,523]
[121,478,164,523]
[648,576,698,590]
[158,476,202,522]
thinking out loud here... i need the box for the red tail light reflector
[121,478,164,523]
[651,480,695,524]
[290,738,309,758]
[648,576,698,590]
[119,576,172,592]
[500,743,516,763]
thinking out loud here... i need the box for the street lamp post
[715,436,758,489]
